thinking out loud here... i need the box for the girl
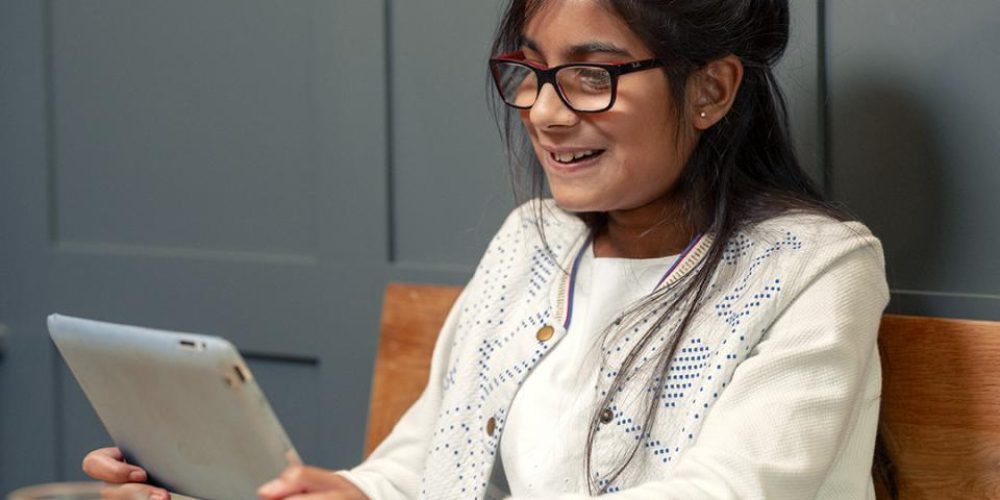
[85,0,891,498]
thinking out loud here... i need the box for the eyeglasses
[489,51,663,113]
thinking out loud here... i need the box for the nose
[528,82,579,129]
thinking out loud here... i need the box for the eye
[570,67,612,92]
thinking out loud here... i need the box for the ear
[688,54,744,130]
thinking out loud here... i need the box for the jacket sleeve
[337,205,531,500]
[335,284,470,500]
[506,234,889,500]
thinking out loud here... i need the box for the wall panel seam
[384,0,397,264]
[42,0,67,480]
[817,0,832,198]
[43,0,60,248]
[51,241,320,266]
[892,289,1000,301]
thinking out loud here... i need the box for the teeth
[554,150,598,163]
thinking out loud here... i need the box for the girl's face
[519,0,696,215]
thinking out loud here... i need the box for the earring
[699,111,707,118]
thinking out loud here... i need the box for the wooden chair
[364,283,461,457]
[876,314,1000,499]
[365,284,1000,498]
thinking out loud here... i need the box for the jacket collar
[545,220,715,331]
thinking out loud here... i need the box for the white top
[499,247,676,496]
[340,201,889,500]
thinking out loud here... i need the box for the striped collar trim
[554,232,714,330]
[653,232,711,290]
[561,234,594,329]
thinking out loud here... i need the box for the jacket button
[536,325,555,342]
[486,417,497,437]
[599,408,613,424]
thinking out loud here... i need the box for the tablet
[48,314,300,500]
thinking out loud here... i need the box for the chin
[549,192,608,214]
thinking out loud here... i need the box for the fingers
[283,480,369,500]
[99,482,169,500]
[83,447,148,484]
[283,493,342,500]
[257,465,345,500]
[83,447,167,499]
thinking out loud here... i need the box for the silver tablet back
[48,314,300,500]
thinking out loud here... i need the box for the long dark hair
[489,0,897,496]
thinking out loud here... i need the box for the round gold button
[486,417,497,437]
[599,408,614,424]
[536,325,555,342]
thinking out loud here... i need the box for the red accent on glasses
[493,50,634,68]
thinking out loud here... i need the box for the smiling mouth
[550,149,606,165]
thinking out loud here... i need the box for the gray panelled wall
[1,0,997,493]
[829,0,1000,319]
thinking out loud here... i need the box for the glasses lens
[494,62,538,108]
[556,66,613,112]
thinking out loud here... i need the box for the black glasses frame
[489,51,664,113]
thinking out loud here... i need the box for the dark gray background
[1,0,997,493]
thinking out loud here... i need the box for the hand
[82,446,170,500]
[258,464,368,500]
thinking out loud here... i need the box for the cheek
[609,105,681,164]
[618,76,678,139]
[603,106,691,199]
[517,109,536,138]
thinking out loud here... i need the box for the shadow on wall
[832,76,946,315]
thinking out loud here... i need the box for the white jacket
[341,200,889,500]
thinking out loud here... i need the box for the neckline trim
[559,232,710,330]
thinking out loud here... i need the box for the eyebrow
[519,35,633,59]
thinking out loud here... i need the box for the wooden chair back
[365,286,1000,498]
[876,314,1000,499]
[364,283,461,457]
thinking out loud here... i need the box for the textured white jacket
[341,200,889,499]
